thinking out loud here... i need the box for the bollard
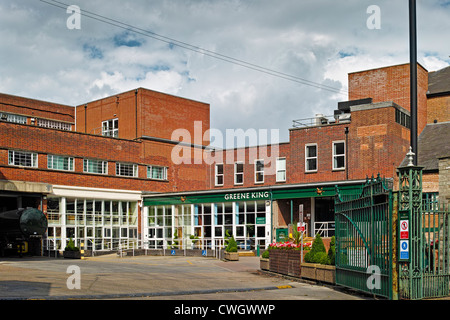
[257,244,260,257]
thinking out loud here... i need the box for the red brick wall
[206,143,290,189]
[0,122,209,193]
[75,88,210,145]
[427,95,450,124]
[0,93,74,124]
[349,106,410,180]
[348,63,428,135]
[289,124,347,184]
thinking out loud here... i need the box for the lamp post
[409,0,418,166]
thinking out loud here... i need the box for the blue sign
[400,240,409,260]
[171,250,175,255]
[202,250,207,256]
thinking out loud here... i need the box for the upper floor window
[8,150,38,167]
[333,141,345,170]
[305,144,317,172]
[48,155,74,171]
[234,162,244,185]
[147,166,168,180]
[395,109,411,129]
[116,162,138,177]
[102,118,118,137]
[37,119,72,131]
[276,157,286,182]
[0,113,27,124]
[83,159,108,174]
[255,159,264,184]
[215,164,224,186]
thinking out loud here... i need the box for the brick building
[0,62,448,253]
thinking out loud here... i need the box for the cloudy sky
[1,0,449,147]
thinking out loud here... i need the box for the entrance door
[315,197,335,237]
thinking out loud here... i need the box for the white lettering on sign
[224,191,269,201]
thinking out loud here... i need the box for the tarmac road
[0,254,366,301]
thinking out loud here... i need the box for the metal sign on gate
[399,211,410,262]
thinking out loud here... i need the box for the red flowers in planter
[268,241,311,250]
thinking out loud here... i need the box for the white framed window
[48,155,74,171]
[215,164,224,186]
[305,144,318,172]
[255,159,264,184]
[276,157,286,182]
[37,119,72,131]
[234,162,244,185]
[116,163,138,177]
[1,113,27,124]
[8,150,38,167]
[147,166,168,180]
[102,118,118,137]
[333,141,346,170]
[83,159,108,174]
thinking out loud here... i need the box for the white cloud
[1,0,449,147]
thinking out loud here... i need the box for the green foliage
[304,234,326,264]
[327,236,336,266]
[65,238,80,252]
[262,250,270,259]
[226,236,238,253]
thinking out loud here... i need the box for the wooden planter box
[260,258,269,271]
[268,249,301,278]
[224,251,239,261]
[301,263,335,284]
[63,250,81,259]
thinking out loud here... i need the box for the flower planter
[224,251,239,261]
[300,262,335,284]
[268,249,301,277]
[63,250,81,259]
[260,258,269,271]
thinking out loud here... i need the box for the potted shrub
[301,234,335,284]
[63,238,81,259]
[224,236,239,261]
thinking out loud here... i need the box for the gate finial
[406,146,415,167]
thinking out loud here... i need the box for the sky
[1,0,449,148]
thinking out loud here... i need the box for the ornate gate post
[398,147,424,299]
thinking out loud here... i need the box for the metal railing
[314,221,335,237]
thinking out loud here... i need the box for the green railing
[398,164,450,300]
[334,175,393,299]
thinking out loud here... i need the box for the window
[305,144,317,172]
[255,160,264,183]
[147,166,168,180]
[48,155,74,171]
[8,150,38,167]
[83,159,108,174]
[37,119,72,131]
[234,162,244,185]
[276,157,286,182]
[0,113,27,124]
[215,164,224,186]
[116,163,138,177]
[395,109,411,129]
[333,141,345,170]
[102,118,118,137]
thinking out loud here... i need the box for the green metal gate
[334,175,393,299]
[398,165,450,300]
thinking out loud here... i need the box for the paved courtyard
[0,254,365,301]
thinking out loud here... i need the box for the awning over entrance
[142,180,367,206]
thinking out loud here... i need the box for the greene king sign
[224,191,270,201]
